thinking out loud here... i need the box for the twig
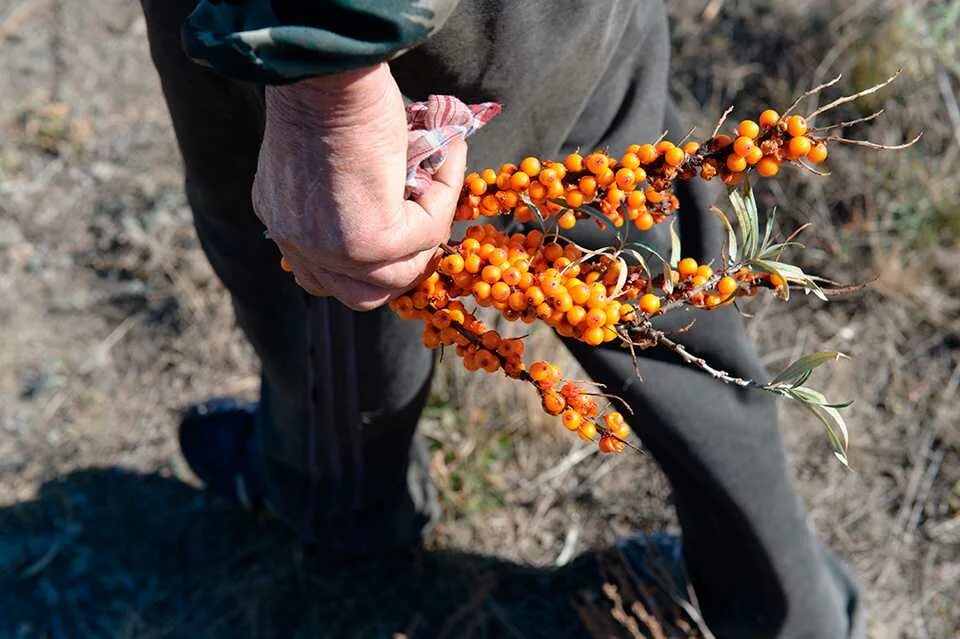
[808,109,885,132]
[710,106,734,138]
[806,69,901,121]
[781,73,843,118]
[792,160,832,177]
[823,132,922,150]
[655,333,755,387]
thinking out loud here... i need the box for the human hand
[253,62,467,311]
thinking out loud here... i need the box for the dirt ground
[1,1,957,637]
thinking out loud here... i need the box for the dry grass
[0,0,957,637]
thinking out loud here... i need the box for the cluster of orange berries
[455,147,684,232]
[385,220,787,452]
[455,108,830,233]
[704,110,828,185]
[389,272,631,453]
[432,223,662,346]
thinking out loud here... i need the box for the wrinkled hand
[253,63,466,311]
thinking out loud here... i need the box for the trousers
[141,1,864,636]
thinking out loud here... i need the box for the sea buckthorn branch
[275,73,916,464]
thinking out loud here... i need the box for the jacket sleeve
[182,0,460,84]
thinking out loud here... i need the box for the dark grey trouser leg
[141,0,438,549]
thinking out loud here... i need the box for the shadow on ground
[0,468,695,639]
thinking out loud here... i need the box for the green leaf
[751,259,830,302]
[789,386,851,468]
[668,219,681,268]
[768,351,848,387]
[626,242,673,294]
[729,179,759,259]
[710,206,738,265]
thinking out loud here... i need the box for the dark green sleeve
[183,1,460,84]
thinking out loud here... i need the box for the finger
[313,269,395,311]
[399,137,468,253]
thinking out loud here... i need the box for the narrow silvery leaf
[668,219,681,268]
[768,351,847,387]
[710,206,738,264]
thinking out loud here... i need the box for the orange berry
[645,186,663,204]
[683,141,700,155]
[655,140,675,155]
[562,409,583,431]
[788,136,812,159]
[504,266,524,286]
[586,283,607,309]
[491,281,511,302]
[620,152,640,170]
[756,156,780,177]
[717,276,738,298]
[639,293,661,314]
[637,144,658,164]
[526,286,546,306]
[696,264,713,279]
[527,182,547,201]
[480,168,498,185]
[737,119,760,139]
[705,294,722,307]
[634,211,654,231]
[785,115,808,137]
[578,176,598,197]
[519,157,541,177]
[665,146,685,167]
[480,194,500,214]
[677,257,699,278]
[759,109,780,128]
[598,436,624,453]
[770,273,786,288]
[558,211,577,230]
[595,168,616,187]
[440,253,465,275]
[615,167,637,190]
[538,167,559,186]
[472,281,491,300]
[585,153,609,175]
[807,142,828,164]
[565,189,584,208]
[481,330,501,350]
[566,305,587,326]
[626,190,646,209]
[726,154,747,173]
[733,136,755,157]
[280,257,292,272]
[564,153,584,172]
[542,390,566,415]
[745,146,764,165]
[530,360,551,381]
[711,134,733,149]
[464,253,482,274]
[468,177,487,196]
[582,326,605,346]
[509,171,531,191]
[578,422,597,441]
[692,274,708,288]
[584,307,607,329]
[482,265,503,284]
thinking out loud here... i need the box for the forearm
[183,0,460,84]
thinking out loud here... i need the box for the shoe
[178,397,264,511]
[616,532,688,597]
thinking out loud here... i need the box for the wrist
[267,63,394,128]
